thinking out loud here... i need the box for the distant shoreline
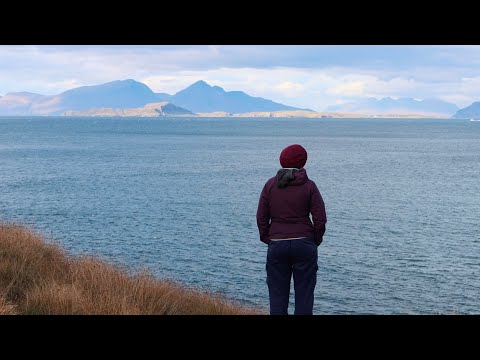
[0,114,454,119]
[60,108,449,119]
[193,111,450,119]
[55,103,451,119]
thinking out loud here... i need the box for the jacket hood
[276,168,309,188]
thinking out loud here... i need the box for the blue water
[1,116,479,314]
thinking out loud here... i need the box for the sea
[0,116,478,314]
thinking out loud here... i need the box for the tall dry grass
[0,223,263,315]
[0,295,16,315]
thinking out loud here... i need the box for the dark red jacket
[256,168,327,245]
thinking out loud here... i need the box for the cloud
[327,81,366,96]
[274,82,305,97]
[440,94,475,105]
[142,76,183,93]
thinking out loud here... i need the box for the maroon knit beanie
[279,144,307,168]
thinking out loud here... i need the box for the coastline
[61,109,450,119]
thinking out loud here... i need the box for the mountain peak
[212,85,225,93]
[54,79,159,114]
[107,79,146,88]
[453,101,480,119]
[185,81,226,94]
[172,80,300,113]
[190,80,211,88]
[4,91,45,97]
[120,79,145,86]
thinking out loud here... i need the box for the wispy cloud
[327,80,366,96]
[274,82,305,98]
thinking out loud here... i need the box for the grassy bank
[0,223,263,315]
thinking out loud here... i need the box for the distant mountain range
[1,79,477,118]
[0,79,302,116]
[325,97,459,117]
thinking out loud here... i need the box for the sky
[1,45,480,111]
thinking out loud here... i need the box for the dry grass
[0,223,264,315]
[0,295,16,315]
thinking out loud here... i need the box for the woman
[256,144,327,315]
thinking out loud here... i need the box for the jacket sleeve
[256,182,271,244]
[310,182,327,246]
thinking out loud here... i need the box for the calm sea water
[1,116,479,314]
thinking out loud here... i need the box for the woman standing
[256,144,327,315]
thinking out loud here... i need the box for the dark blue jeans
[266,238,318,315]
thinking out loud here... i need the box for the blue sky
[1,45,480,111]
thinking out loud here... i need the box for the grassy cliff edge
[0,223,263,315]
